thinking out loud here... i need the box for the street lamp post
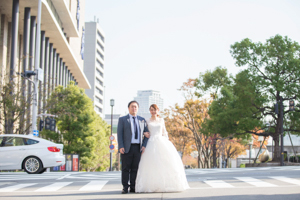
[109,99,114,171]
[280,96,284,166]
[248,136,253,164]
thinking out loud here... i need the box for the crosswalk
[0,172,120,181]
[0,176,299,193]
[186,166,300,175]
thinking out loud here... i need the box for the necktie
[133,117,138,139]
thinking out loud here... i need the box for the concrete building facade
[134,90,164,119]
[84,20,105,118]
[0,0,90,134]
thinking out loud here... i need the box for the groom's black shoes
[122,188,128,194]
[129,188,135,193]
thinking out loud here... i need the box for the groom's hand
[119,148,125,154]
[144,132,150,138]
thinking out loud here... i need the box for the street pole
[32,0,42,134]
[110,106,113,171]
[109,99,114,171]
[280,96,284,166]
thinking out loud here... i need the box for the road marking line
[79,181,108,191]
[235,177,277,187]
[57,174,71,180]
[270,176,300,186]
[35,182,72,192]
[0,183,37,192]
[204,180,234,188]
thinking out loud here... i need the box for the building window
[97,31,105,43]
[96,69,103,78]
[96,87,103,95]
[95,106,102,113]
[97,40,104,51]
[96,59,104,69]
[97,50,104,60]
[96,96,103,104]
[96,78,103,86]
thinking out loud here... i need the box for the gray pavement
[0,166,299,200]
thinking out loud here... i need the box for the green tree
[41,81,110,171]
[196,35,300,162]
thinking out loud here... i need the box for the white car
[0,134,65,174]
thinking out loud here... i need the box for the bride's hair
[149,104,160,117]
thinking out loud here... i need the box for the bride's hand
[141,146,145,154]
[144,132,150,138]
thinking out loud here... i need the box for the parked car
[0,134,65,174]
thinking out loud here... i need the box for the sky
[84,0,300,116]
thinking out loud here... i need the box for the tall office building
[84,19,105,118]
[134,90,164,119]
[0,0,90,134]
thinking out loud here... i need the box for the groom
[117,100,150,194]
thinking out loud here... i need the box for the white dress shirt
[129,114,140,144]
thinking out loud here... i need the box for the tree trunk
[272,132,280,162]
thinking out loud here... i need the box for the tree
[229,35,300,162]
[0,76,32,134]
[218,138,246,167]
[41,81,110,171]
[196,35,300,162]
[168,79,213,168]
[163,108,195,159]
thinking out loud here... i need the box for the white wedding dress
[135,118,189,193]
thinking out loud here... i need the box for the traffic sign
[109,144,115,150]
[109,135,115,141]
[33,130,39,137]
[109,150,114,153]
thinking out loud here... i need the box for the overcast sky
[84,0,300,116]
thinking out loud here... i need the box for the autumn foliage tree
[164,108,194,159]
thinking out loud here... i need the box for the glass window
[96,87,103,95]
[24,138,39,145]
[95,106,102,113]
[96,69,103,78]
[96,59,104,69]
[15,137,25,146]
[97,41,104,51]
[97,31,105,43]
[97,50,104,60]
[0,137,3,146]
[2,137,25,147]
[96,78,103,86]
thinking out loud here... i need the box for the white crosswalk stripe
[35,182,72,192]
[235,177,277,187]
[270,176,300,186]
[204,180,234,188]
[0,183,37,192]
[79,180,108,191]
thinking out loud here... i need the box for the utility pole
[280,96,284,166]
[31,0,42,134]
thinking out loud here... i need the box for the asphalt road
[0,166,300,200]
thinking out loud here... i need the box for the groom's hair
[128,100,139,108]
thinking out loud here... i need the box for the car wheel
[39,168,47,174]
[23,157,43,174]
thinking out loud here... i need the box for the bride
[135,104,189,193]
